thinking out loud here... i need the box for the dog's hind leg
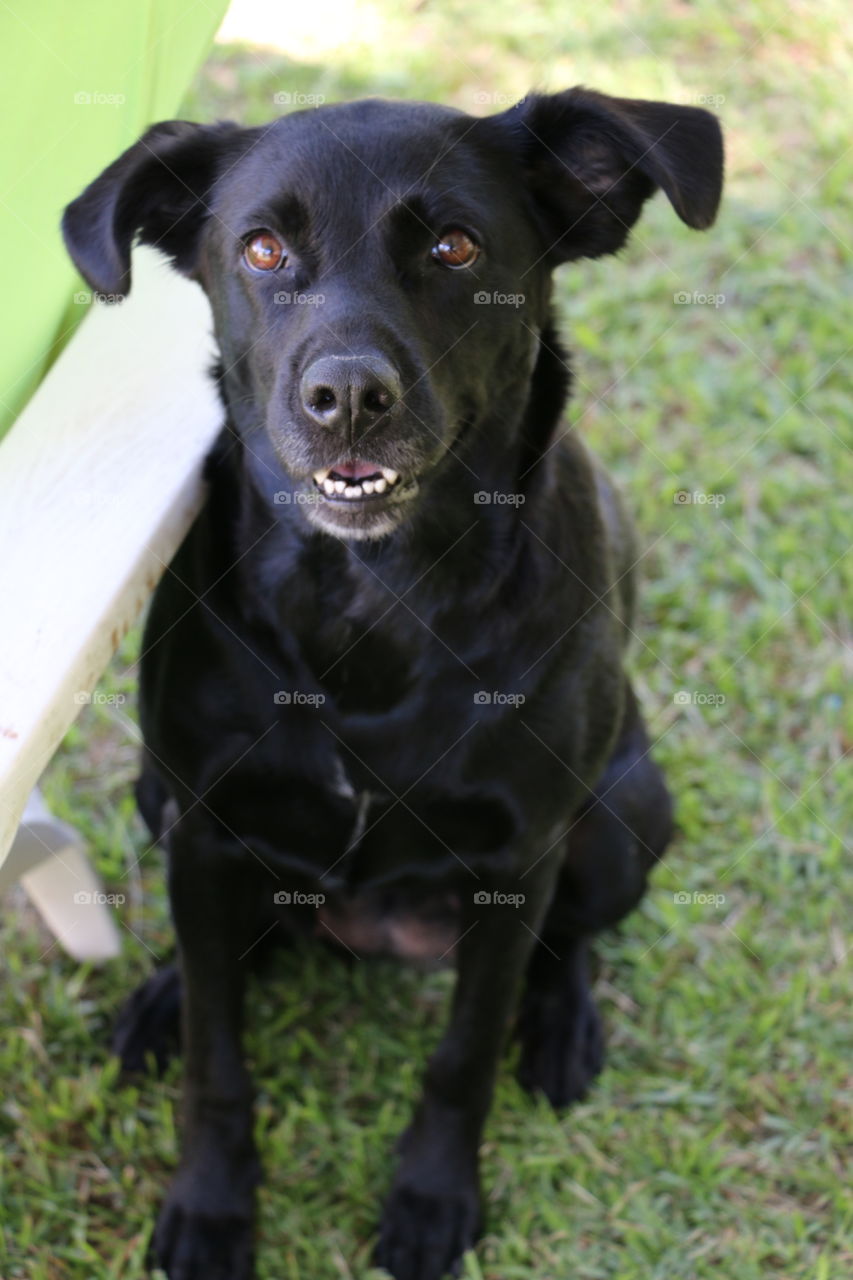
[113,962,183,1074]
[516,682,673,1108]
[135,750,172,845]
[109,759,183,1075]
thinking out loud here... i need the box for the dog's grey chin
[305,503,407,543]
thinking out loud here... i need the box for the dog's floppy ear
[496,88,723,262]
[62,120,243,297]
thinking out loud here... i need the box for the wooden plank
[0,247,221,863]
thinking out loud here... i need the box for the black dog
[63,88,722,1280]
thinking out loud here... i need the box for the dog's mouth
[295,436,450,538]
[312,462,406,502]
[305,458,421,541]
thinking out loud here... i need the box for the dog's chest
[303,609,415,713]
[226,548,531,888]
[287,559,445,715]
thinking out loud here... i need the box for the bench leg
[1,788,121,961]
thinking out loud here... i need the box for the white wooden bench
[0,247,220,959]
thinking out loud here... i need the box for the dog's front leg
[375,858,560,1280]
[150,822,264,1280]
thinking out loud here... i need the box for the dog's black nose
[300,355,402,437]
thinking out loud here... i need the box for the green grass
[2,1,851,1276]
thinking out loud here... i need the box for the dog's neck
[517,319,572,480]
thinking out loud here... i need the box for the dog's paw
[149,1179,255,1280]
[517,992,605,1109]
[374,1181,481,1280]
[113,963,182,1075]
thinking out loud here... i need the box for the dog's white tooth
[313,468,330,483]
[373,477,387,494]
[344,484,362,498]
[323,478,337,495]
[361,480,375,495]
[381,468,399,484]
[334,480,346,493]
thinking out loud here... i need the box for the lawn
[1,1,851,1277]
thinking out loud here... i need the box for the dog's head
[63,91,722,542]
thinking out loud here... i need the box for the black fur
[64,89,722,1280]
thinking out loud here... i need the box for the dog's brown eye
[244,231,286,271]
[432,228,480,268]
